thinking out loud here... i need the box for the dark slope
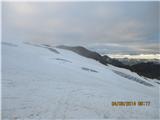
[130,62,160,79]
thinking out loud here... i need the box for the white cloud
[108,54,160,60]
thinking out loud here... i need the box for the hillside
[2,41,160,119]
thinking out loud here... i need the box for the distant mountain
[58,45,160,80]
[130,62,160,80]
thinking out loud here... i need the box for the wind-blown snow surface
[2,41,160,119]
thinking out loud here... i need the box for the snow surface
[2,41,160,119]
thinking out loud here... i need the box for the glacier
[2,41,160,119]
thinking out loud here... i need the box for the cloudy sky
[2,2,159,54]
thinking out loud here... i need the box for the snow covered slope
[2,41,160,119]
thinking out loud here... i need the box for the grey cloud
[2,2,159,54]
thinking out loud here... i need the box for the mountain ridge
[57,45,160,80]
